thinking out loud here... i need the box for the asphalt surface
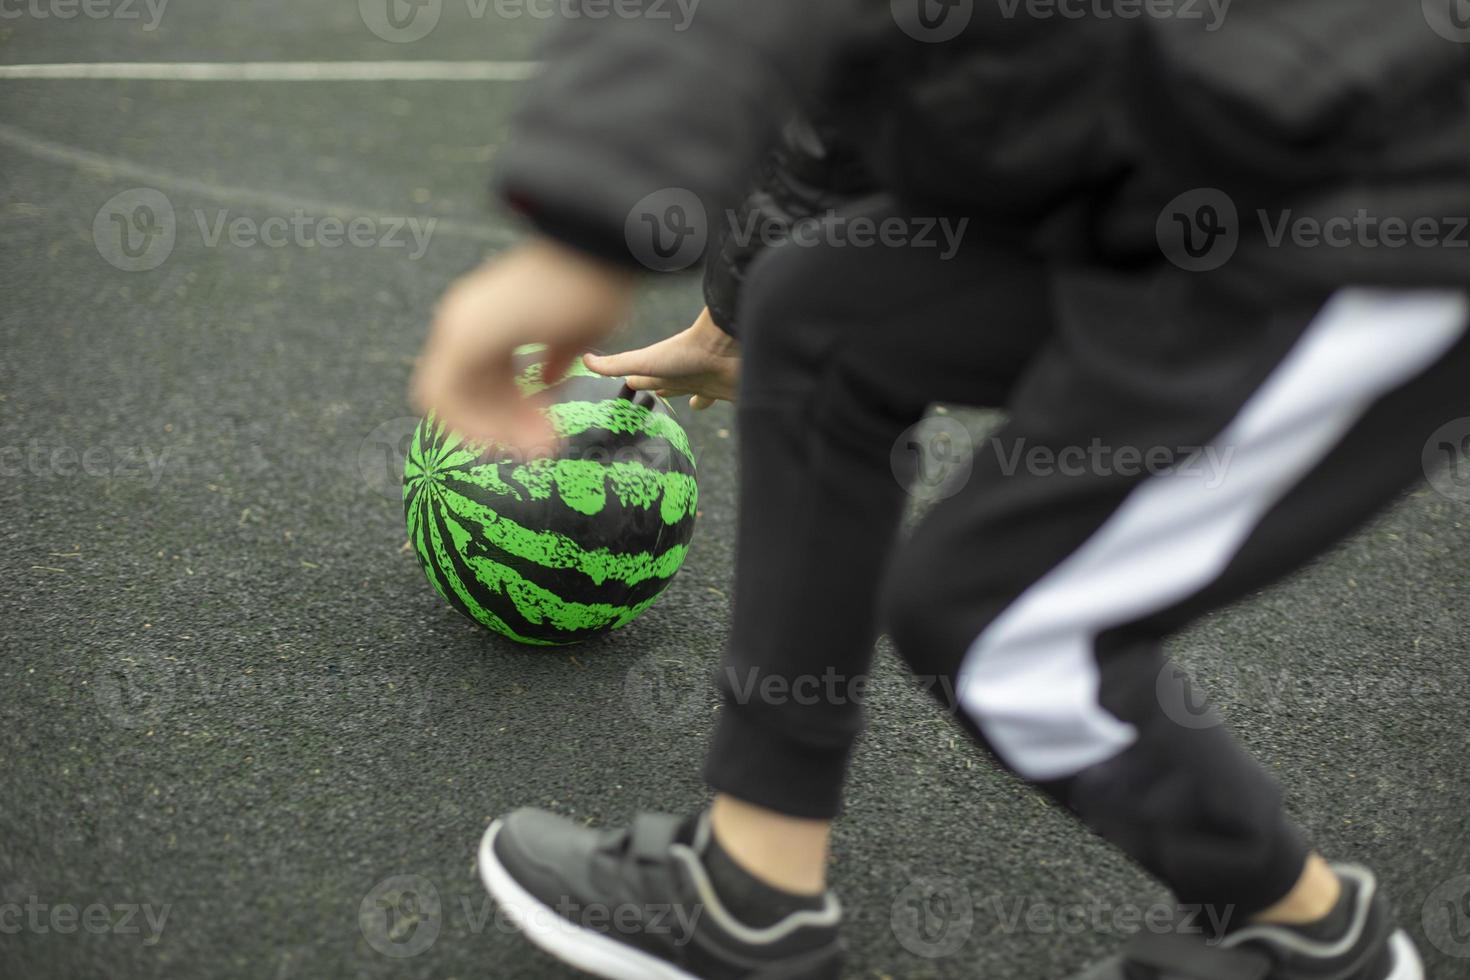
[3,6,1470,980]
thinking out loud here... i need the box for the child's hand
[584,307,740,411]
[412,239,635,452]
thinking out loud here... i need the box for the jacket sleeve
[702,114,879,337]
[1127,0,1468,200]
[494,0,861,271]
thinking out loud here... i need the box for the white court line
[0,121,521,247]
[0,61,540,81]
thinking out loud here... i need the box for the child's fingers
[583,339,677,379]
[690,395,715,411]
[541,344,581,385]
[624,374,681,392]
[412,344,546,454]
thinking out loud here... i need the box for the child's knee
[734,246,855,413]
[739,245,830,360]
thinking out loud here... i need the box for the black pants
[702,196,1470,917]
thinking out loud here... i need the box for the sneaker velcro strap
[1122,930,1273,980]
[629,813,682,863]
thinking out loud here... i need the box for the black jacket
[700,114,877,335]
[497,0,1470,298]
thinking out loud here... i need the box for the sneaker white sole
[1386,930,1423,980]
[477,820,702,980]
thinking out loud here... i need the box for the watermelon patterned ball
[402,346,698,645]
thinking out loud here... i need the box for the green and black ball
[403,346,698,645]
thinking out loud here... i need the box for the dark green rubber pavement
[3,7,1470,980]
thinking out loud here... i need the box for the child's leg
[702,196,1052,847]
[882,272,1470,922]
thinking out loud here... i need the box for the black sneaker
[477,808,846,980]
[1068,864,1423,980]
